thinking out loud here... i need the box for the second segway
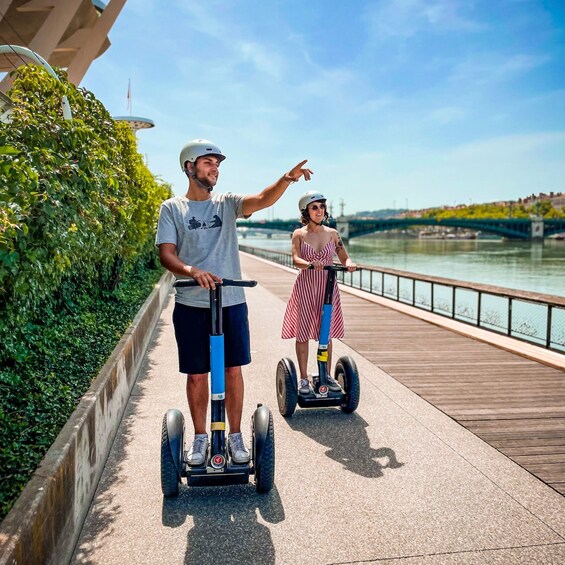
[276,265,360,417]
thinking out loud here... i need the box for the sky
[77,0,565,220]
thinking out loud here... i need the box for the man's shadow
[162,483,284,565]
[287,410,403,478]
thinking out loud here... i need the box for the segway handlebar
[173,278,257,288]
[307,264,352,272]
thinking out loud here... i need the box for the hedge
[0,65,172,520]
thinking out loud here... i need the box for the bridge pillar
[337,217,349,241]
[531,216,544,241]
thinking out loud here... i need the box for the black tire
[161,413,181,497]
[255,409,275,493]
[276,358,298,417]
[335,356,360,414]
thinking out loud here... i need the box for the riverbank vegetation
[421,200,565,219]
[0,66,172,520]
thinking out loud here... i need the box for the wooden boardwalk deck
[240,253,565,495]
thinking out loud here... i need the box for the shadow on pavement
[162,484,285,565]
[286,410,404,478]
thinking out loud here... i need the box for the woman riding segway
[277,191,360,416]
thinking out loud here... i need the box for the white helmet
[299,191,326,212]
[179,139,226,171]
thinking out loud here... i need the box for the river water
[239,235,565,298]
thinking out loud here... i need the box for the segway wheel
[335,356,360,414]
[276,358,298,417]
[253,406,275,493]
[161,411,183,497]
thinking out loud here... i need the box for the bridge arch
[237,217,565,240]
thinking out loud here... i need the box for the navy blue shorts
[172,302,251,374]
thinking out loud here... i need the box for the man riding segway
[156,139,312,482]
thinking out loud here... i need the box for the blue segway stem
[210,331,226,459]
[319,303,332,347]
[210,335,225,397]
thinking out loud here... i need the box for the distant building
[552,195,565,210]
[519,192,565,210]
[353,190,565,220]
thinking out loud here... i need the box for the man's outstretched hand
[285,160,313,182]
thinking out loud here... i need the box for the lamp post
[112,115,155,133]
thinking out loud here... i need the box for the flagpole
[127,78,131,115]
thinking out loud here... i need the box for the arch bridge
[237,217,565,240]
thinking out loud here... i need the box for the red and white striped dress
[281,240,345,341]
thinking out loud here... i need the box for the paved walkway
[242,254,565,495]
[72,256,565,564]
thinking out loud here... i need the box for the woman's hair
[300,203,329,225]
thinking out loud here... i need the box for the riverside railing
[239,244,565,353]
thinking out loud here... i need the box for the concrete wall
[0,271,173,565]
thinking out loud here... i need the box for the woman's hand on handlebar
[310,260,324,271]
[188,266,223,289]
[345,259,357,272]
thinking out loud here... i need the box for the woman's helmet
[299,191,326,212]
[179,139,226,171]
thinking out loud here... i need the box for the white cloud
[427,106,467,124]
[449,131,565,159]
[238,41,285,80]
[175,0,227,40]
[449,53,550,84]
[365,0,485,40]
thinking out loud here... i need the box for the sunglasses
[309,203,326,211]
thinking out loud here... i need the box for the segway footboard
[297,393,342,408]
[186,463,250,487]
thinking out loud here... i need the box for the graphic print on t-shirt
[187,214,223,230]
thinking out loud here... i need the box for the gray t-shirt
[156,193,247,307]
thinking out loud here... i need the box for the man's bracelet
[283,174,296,183]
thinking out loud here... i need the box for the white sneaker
[326,376,342,392]
[299,379,310,394]
[186,434,208,466]
[228,432,250,464]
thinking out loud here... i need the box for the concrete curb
[0,271,173,565]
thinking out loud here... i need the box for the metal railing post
[508,298,513,336]
[546,306,552,349]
